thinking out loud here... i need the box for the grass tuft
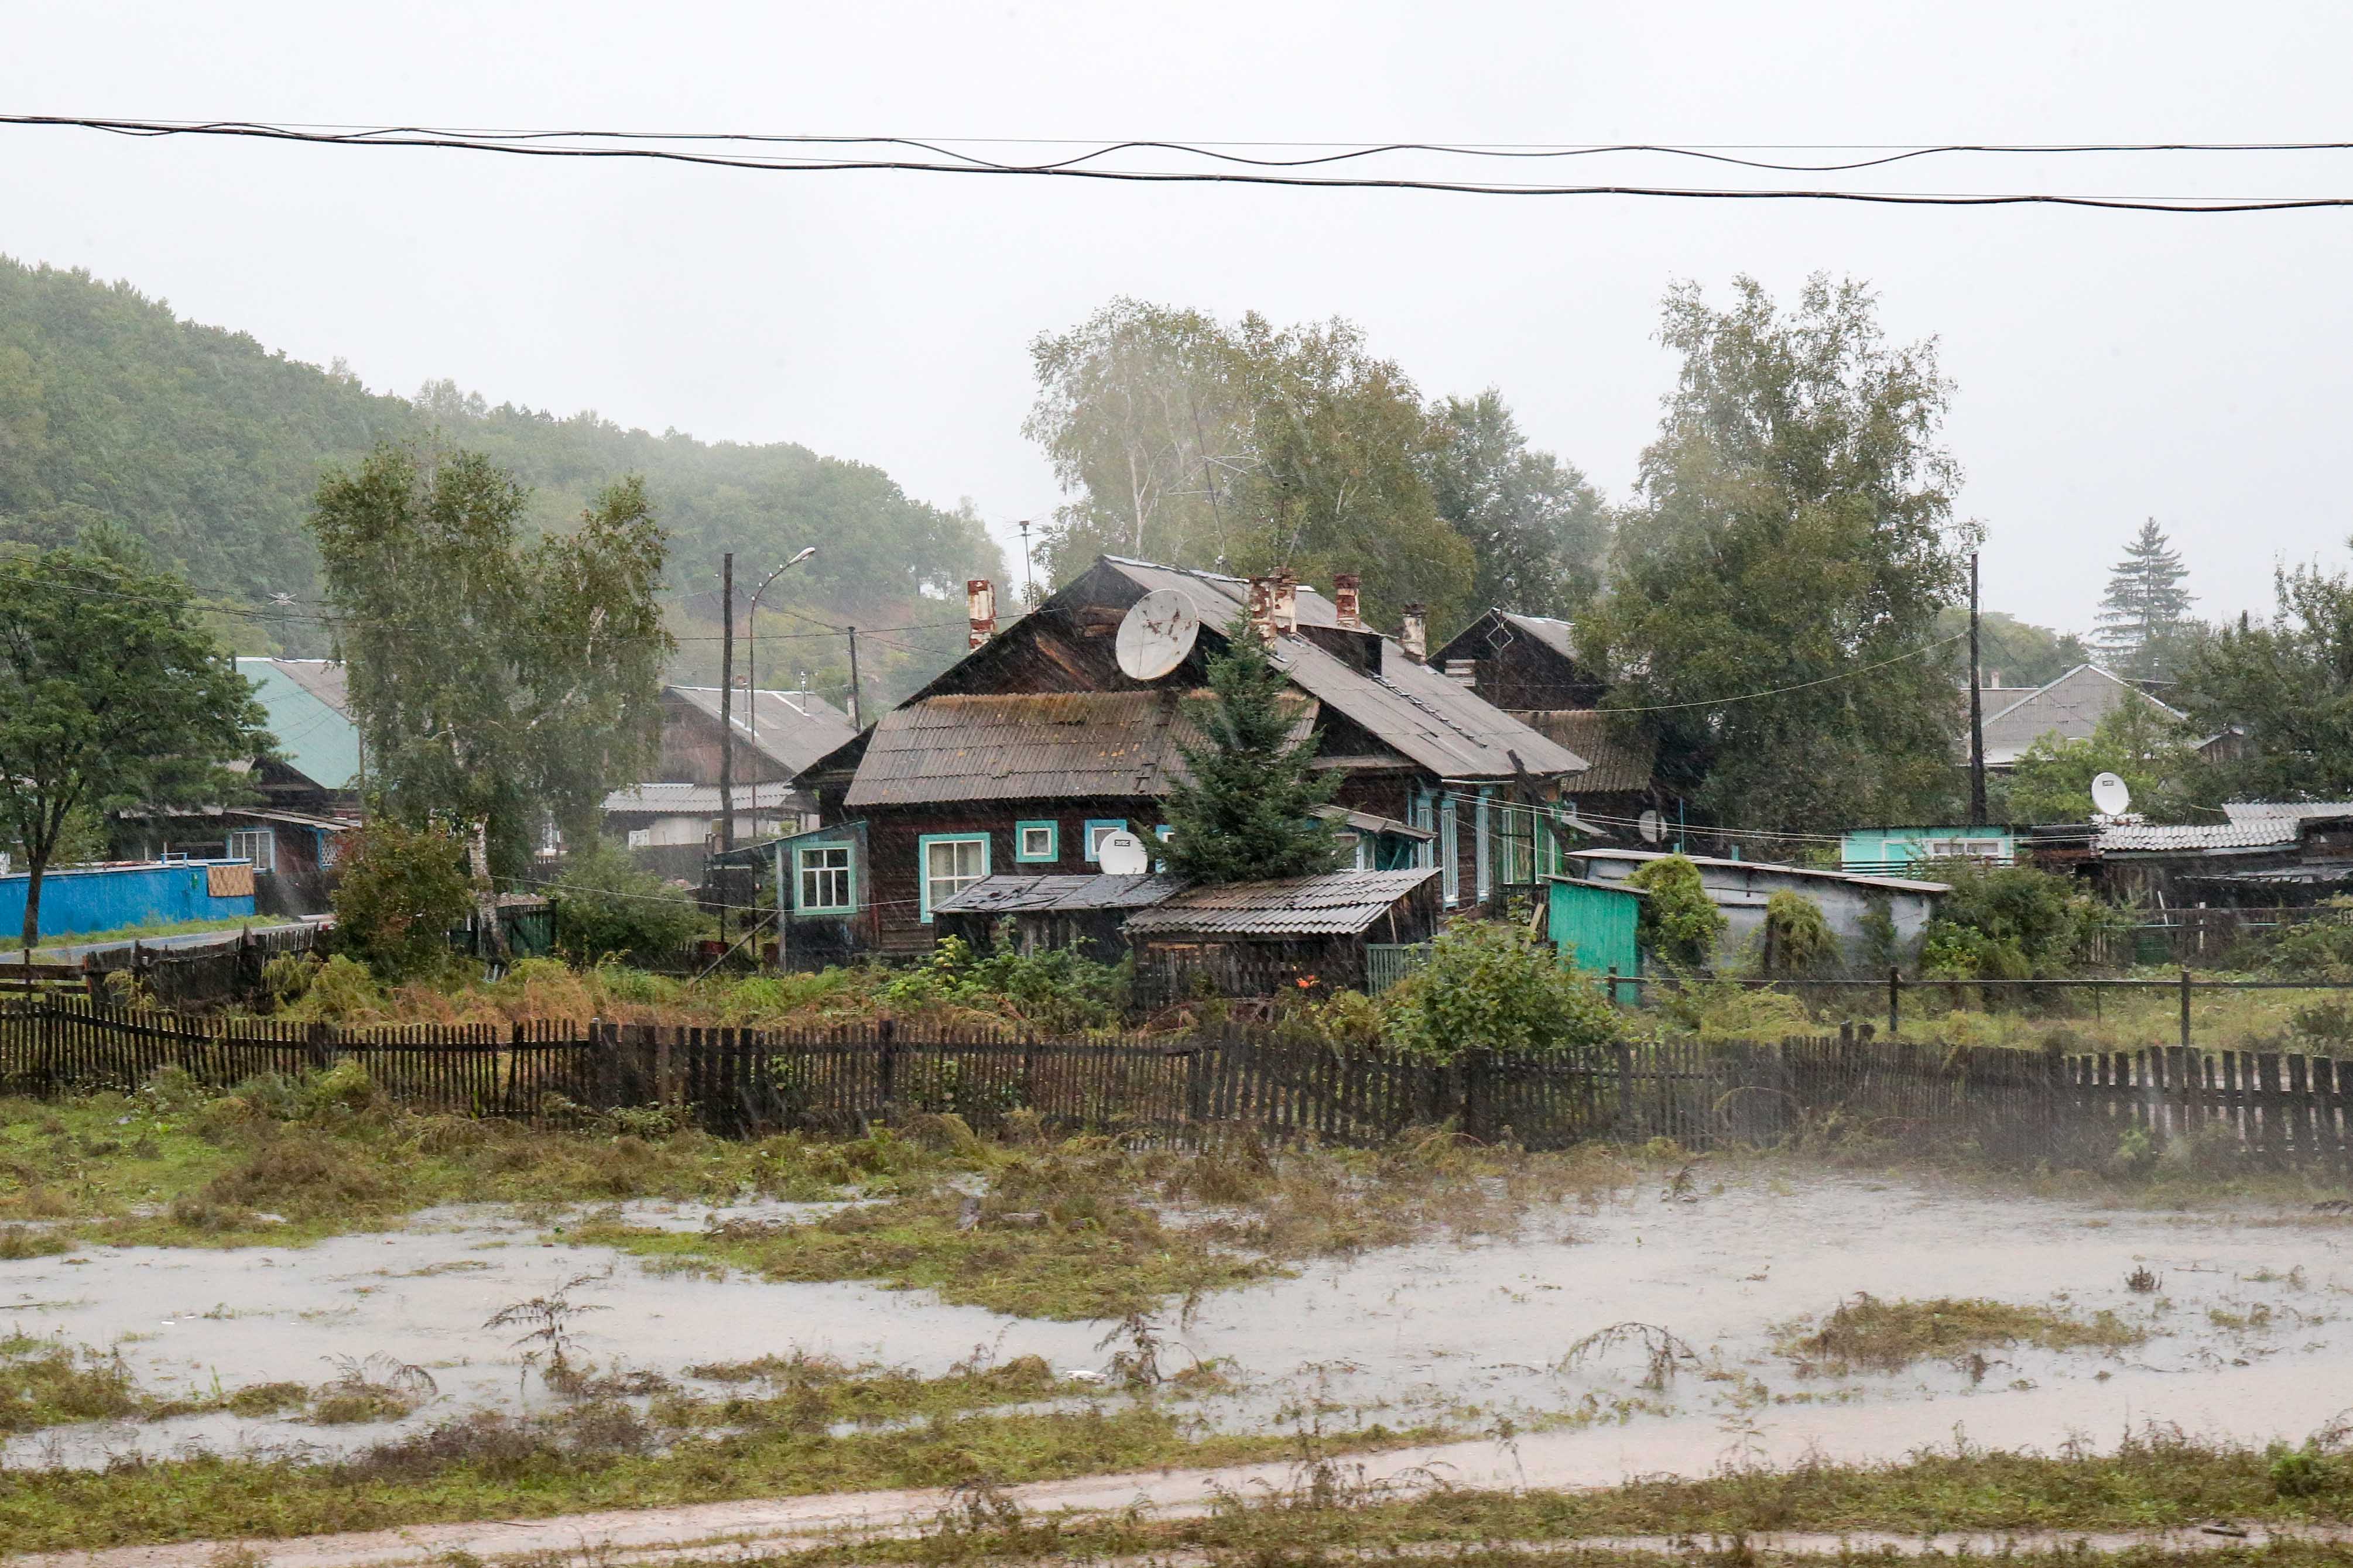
[1776,1292,2145,1374]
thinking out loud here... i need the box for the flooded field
[7,1163,2352,1484]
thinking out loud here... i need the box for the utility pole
[719,553,736,855]
[845,625,865,730]
[1967,550,1987,827]
[1016,519,1035,602]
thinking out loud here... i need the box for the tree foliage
[547,842,704,963]
[1157,625,1342,884]
[2177,545,2353,801]
[328,819,474,981]
[309,445,672,893]
[1424,390,1611,616]
[2097,518,2197,678]
[1379,918,1621,1064]
[1583,275,1972,832]
[2005,698,2205,825]
[1029,298,1522,632]
[0,533,270,948]
[0,257,1000,702]
[1625,854,1727,969]
[1759,890,1839,976]
[1938,608,2090,690]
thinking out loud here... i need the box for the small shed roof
[2094,819,2303,853]
[932,873,1185,917]
[1573,848,1950,896]
[1124,867,1439,937]
[2222,800,2353,824]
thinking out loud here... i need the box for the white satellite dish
[2090,771,2133,817]
[1095,830,1152,876]
[1636,808,1665,846]
[1114,589,1200,681]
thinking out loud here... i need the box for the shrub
[879,935,1128,1032]
[1917,859,2115,980]
[1759,890,1838,975]
[547,842,704,962]
[331,821,474,980]
[1625,855,1725,969]
[2266,898,2353,981]
[1379,918,1624,1065]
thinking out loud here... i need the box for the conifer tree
[1158,623,1344,884]
[2096,518,2195,675]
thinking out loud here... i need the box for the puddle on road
[5,1172,2349,1475]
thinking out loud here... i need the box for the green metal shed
[1544,874,1644,986]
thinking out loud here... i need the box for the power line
[1597,632,1971,715]
[15,116,2353,211]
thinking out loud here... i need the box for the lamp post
[745,547,818,749]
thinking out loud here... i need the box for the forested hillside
[0,256,999,701]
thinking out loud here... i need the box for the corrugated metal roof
[603,782,807,814]
[2222,801,2353,823]
[1518,710,1656,794]
[932,873,1184,916]
[667,686,860,776]
[237,658,361,792]
[1124,868,1438,936]
[1095,557,1584,780]
[2095,820,2300,852]
[843,690,1214,808]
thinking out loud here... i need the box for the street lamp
[745,547,818,746]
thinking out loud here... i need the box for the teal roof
[236,658,361,791]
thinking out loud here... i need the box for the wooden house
[602,685,858,879]
[1430,610,1667,846]
[798,555,1590,956]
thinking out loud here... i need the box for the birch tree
[307,445,671,945]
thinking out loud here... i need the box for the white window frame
[919,833,990,922]
[796,843,855,914]
[227,828,276,873]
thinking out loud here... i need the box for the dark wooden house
[1431,610,1667,843]
[799,555,1590,956]
[603,685,859,880]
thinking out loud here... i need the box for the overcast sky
[7,2,2352,635]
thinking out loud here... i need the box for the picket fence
[1,1000,2351,1172]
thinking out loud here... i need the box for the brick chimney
[1273,569,1299,635]
[966,578,996,650]
[1400,603,1428,662]
[1333,572,1364,629]
[1247,575,1277,645]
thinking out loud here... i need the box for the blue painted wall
[0,862,256,941]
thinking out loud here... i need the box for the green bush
[1379,918,1624,1065]
[1917,859,2115,980]
[547,842,704,962]
[878,934,1129,1032]
[330,821,474,981]
[1625,855,1725,969]
[2265,898,2353,981]
[1759,890,1838,975]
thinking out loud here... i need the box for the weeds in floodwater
[1560,1322,1701,1391]
[484,1271,611,1397]
[1775,1292,2145,1375]
[2128,1264,2162,1293]
[309,1354,439,1424]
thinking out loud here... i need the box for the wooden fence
[1,999,2350,1173]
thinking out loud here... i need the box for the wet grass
[741,1429,2353,1568]
[0,1388,1439,1552]
[1773,1292,2146,1374]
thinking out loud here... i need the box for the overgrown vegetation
[328,819,475,982]
[1775,1293,2145,1374]
[1378,918,1622,1063]
[1625,854,1725,969]
[1919,858,2118,980]
[546,840,705,962]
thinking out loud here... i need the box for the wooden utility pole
[719,553,736,854]
[845,625,865,730]
[1967,550,1988,827]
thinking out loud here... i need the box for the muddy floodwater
[6,1170,2352,1479]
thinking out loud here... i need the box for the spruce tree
[2096,519,2195,675]
[1158,623,1344,884]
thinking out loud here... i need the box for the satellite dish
[1095,830,1151,876]
[2091,772,2133,817]
[1637,808,1665,846]
[1114,589,1200,681]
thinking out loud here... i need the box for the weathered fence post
[877,1015,898,1125]
[2180,968,2193,1053]
[1887,967,1901,1038]
[306,1020,332,1072]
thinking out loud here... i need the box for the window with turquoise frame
[1083,818,1128,863]
[917,833,989,922]
[794,843,855,914]
[1439,798,1459,904]
[1014,819,1059,863]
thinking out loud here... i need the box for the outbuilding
[1124,867,1441,1005]
[1561,848,1947,971]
